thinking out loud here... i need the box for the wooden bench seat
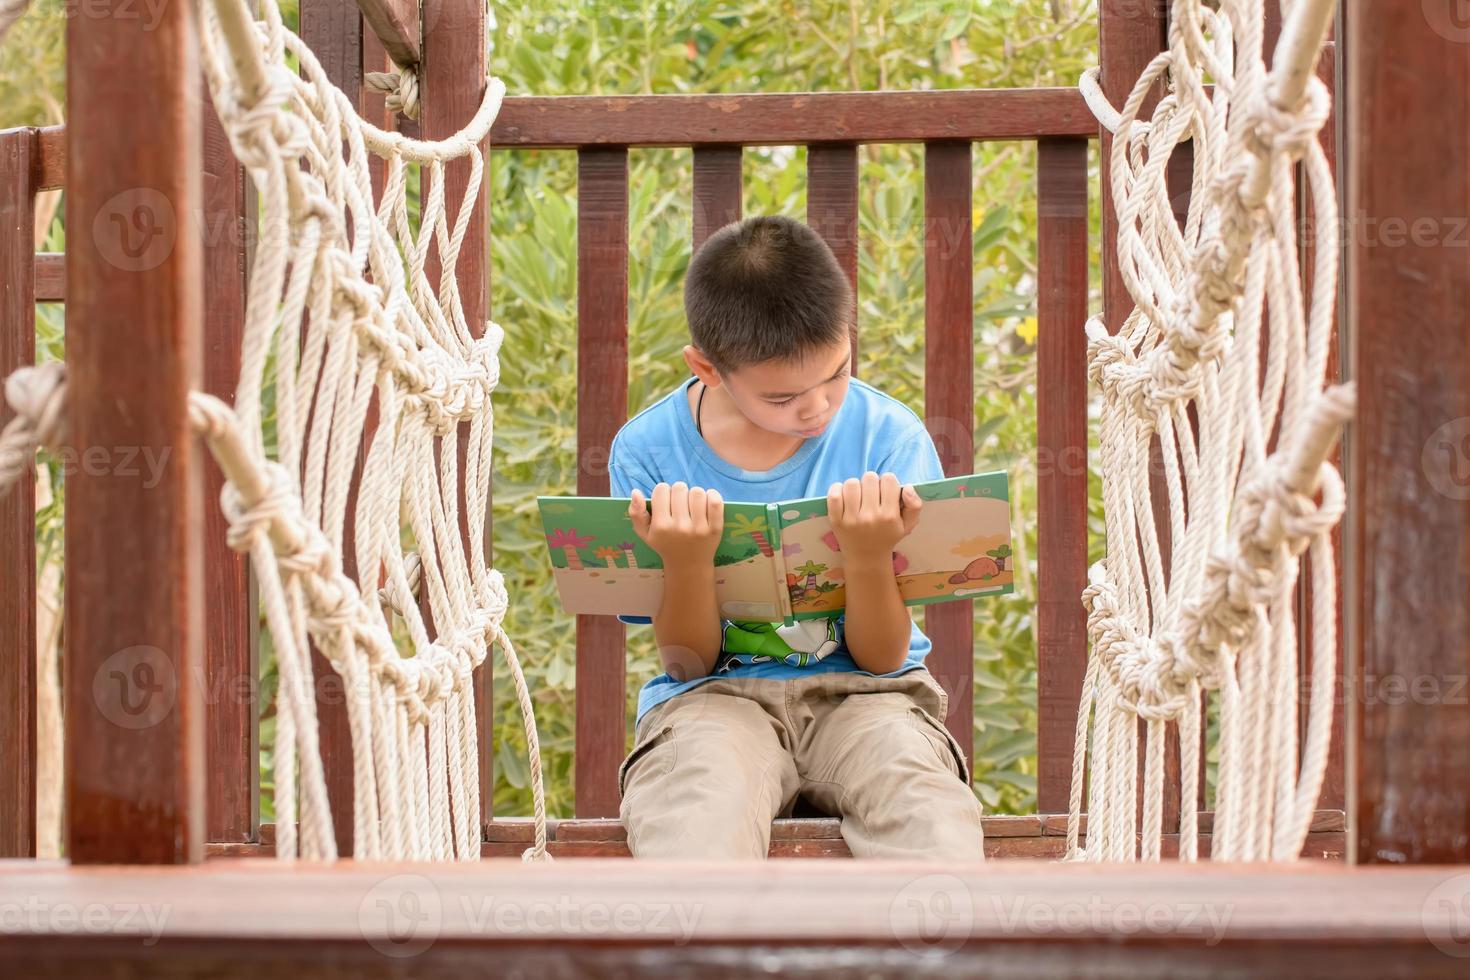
[204,811,1346,861]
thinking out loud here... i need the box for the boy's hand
[628,481,725,568]
[827,471,922,565]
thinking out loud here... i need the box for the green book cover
[537,469,1012,627]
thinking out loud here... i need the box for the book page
[537,496,786,620]
[773,471,1014,620]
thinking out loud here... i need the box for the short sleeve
[608,437,657,499]
[607,436,655,626]
[876,420,946,486]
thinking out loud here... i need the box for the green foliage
[8,0,1113,819]
[485,0,1105,816]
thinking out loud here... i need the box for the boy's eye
[769,371,846,408]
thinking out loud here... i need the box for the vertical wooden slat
[201,79,258,845]
[299,0,362,857]
[921,140,974,765]
[420,0,493,835]
[65,0,204,864]
[1299,30,1346,811]
[806,145,859,370]
[576,147,629,818]
[692,146,742,250]
[1350,0,1470,864]
[1034,138,1089,815]
[1102,0,1168,847]
[0,127,38,858]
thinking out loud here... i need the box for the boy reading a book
[608,215,985,860]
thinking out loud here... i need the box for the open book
[537,470,1012,625]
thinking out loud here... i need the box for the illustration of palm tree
[595,545,622,568]
[987,544,1013,571]
[546,528,595,570]
[795,560,827,593]
[619,541,639,569]
[729,514,774,557]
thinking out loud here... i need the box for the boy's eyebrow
[759,358,850,399]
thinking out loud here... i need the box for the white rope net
[0,0,550,862]
[1068,0,1351,862]
[186,1,548,861]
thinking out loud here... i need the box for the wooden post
[806,145,859,371]
[1034,138,1090,815]
[419,0,496,832]
[574,146,629,818]
[691,147,742,250]
[201,73,258,847]
[1099,0,1172,839]
[64,0,205,864]
[299,0,363,857]
[922,140,975,765]
[1349,0,1470,864]
[0,127,38,858]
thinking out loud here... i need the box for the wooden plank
[1034,139,1090,815]
[691,146,741,250]
[35,126,64,191]
[224,810,1349,860]
[1349,0,1470,864]
[921,141,974,764]
[361,26,396,201]
[0,127,38,858]
[420,0,494,835]
[201,69,257,845]
[33,252,63,302]
[18,857,1461,979]
[575,146,629,818]
[64,0,204,864]
[492,88,1095,148]
[298,0,363,857]
[805,144,859,369]
[356,0,419,67]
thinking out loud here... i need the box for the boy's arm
[832,421,946,673]
[614,451,725,680]
[830,472,922,675]
[650,555,723,682]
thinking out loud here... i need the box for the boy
[608,215,985,860]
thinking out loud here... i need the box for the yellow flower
[1016,316,1038,345]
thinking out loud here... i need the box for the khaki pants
[617,667,986,860]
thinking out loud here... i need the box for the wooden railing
[0,0,1369,864]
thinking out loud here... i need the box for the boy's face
[690,337,852,440]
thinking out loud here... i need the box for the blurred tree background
[3,0,1105,820]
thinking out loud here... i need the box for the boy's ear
[682,345,723,388]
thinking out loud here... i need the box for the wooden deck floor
[1,858,1465,977]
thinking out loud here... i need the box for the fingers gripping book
[537,470,1013,626]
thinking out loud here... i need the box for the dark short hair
[684,215,852,374]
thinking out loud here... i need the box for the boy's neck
[690,379,806,470]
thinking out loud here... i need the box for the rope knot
[365,66,421,121]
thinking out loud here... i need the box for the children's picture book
[537,470,1012,625]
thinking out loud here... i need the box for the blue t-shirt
[607,376,947,725]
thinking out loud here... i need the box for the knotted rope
[1067,0,1350,863]
[365,66,421,121]
[190,0,550,862]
